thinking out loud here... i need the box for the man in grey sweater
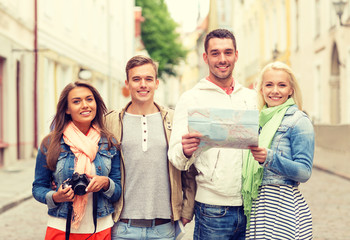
[105,55,194,240]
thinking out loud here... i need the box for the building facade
[0,0,35,167]
[0,0,135,167]
[230,0,350,125]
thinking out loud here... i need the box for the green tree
[136,0,187,78]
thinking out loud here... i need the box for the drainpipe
[107,0,112,107]
[34,0,38,149]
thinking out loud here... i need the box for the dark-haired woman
[32,81,121,240]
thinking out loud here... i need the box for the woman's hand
[85,173,110,192]
[248,146,267,163]
[52,184,75,203]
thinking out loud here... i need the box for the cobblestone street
[299,168,350,240]
[0,166,349,239]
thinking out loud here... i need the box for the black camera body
[62,172,90,196]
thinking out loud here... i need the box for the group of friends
[32,28,315,240]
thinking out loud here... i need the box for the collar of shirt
[206,76,235,95]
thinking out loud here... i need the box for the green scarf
[242,98,295,228]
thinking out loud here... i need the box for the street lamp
[333,0,350,27]
[78,68,92,80]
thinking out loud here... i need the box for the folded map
[188,108,259,153]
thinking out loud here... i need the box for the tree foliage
[136,0,187,79]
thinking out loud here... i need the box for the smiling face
[261,69,294,107]
[65,86,96,133]
[126,63,159,105]
[203,38,238,86]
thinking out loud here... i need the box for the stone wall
[314,125,350,153]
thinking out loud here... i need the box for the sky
[165,0,210,32]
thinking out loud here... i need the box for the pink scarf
[63,121,101,229]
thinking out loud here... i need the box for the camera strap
[92,192,98,235]
[65,192,98,240]
[65,202,73,240]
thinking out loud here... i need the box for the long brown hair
[41,81,116,171]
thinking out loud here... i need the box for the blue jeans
[111,220,175,240]
[194,201,246,240]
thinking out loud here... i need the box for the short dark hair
[204,29,237,53]
[125,55,158,80]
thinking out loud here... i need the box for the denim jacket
[261,105,315,186]
[32,136,122,219]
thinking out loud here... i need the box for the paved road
[299,169,350,240]
[0,198,47,239]
[0,167,348,240]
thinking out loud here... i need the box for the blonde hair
[255,61,303,111]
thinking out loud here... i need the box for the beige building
[0,0,35,167]
[204,0,350,156]
[0,0,136,168]
[36,0,135,143]
[230,0,350,126]
[177,19,208,95]
[290,0,350,125]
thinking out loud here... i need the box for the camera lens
[73,182,87,196]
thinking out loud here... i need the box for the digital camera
[62,172,90,196]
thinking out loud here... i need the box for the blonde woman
[242,62,314,239]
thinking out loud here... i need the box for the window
[330,0,336,28]
[315,0,321,37]
[96,78,108,107]
[272,8,278,52]
[0,57,5,166]
[295,0,299,50]
[347,0,350,21]
[56,64,72,98]
[40,58,56,137]
[280,0,287,50]
[16,60,21,159]
[79,0,89,42]
[347,48,350,122]
[264,14,270,61]
[44,0,54,19]
[313,64,322,123]
[62,0,73,32]
[0,58,4,141]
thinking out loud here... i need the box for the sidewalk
[0,158,35,214]
[313,124,350,181]
[313,146,350,181]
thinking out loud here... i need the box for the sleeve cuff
[262,149,273,168]
[46,191,58,209]
[182,151,196,171]
[103,178,115,198]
